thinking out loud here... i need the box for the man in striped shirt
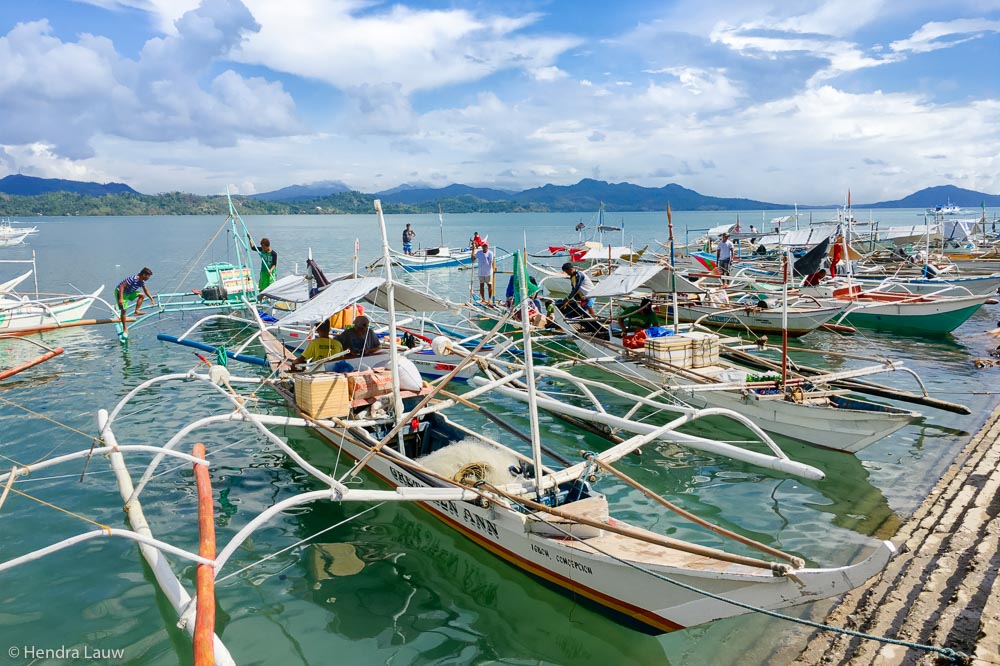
[115,267,154,334]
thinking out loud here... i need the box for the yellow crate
[294,373,351,418]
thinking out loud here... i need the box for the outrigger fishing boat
[801,278,992,335]
[557,321,922,453]
[131,195,262,332]
[0,255,114,335]
[0,199,902,662]
[584,264,849,338]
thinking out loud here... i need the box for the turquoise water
[0,209,997,665]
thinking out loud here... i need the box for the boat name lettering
[435,362,456,371]
[389,468,426,489]
[556,554,593,575]
[531,543,552,559]
[462,507,500,539]
[432,500,462,519]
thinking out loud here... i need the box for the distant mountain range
[376,183,516,204]
[1,175,998,215]
[250,180,351,201]
[229,178,1000,211]
[857,185,1000,209]
[0,174,138,197]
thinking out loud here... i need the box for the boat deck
[542,496,769,576]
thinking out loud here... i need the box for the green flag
[511,251,541,307]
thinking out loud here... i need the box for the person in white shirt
[716,232,735,275]
[561,262,597,317]
[474,242,495,301]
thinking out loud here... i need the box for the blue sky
[0,0,997,203]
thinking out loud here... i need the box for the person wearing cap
[334,315,383,358]
[474,241,495,301]
[716,231,735,276]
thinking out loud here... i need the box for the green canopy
[511,251,541,306]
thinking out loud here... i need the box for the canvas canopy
[278,277,386,326]
[577,245,640,261]
[259,272,349,303]
[364,281,457,313]
[756,224,837,248]
[588,264,704,297]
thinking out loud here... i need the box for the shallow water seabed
[0,210,997,665]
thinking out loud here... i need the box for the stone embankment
[785,405,1000,665]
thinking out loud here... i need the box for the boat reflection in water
[289,483,671,665]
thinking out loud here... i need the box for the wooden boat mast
[514,249,546,500]
[374,200,406,444]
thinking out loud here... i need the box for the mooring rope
[0,394,98,442]
[4,486,112,534]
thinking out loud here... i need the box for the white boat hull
[0,288,102,334]
[305,412,895,632]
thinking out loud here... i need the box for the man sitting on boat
[617,297,658,333]
[335,315,383,358]
[471,232,486,249]
[290,319,344,371]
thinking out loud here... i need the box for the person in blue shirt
[115,267,154,335]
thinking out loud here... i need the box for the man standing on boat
[716,232,735,276]
[247,235,277,291]
[474,241,495,301]
[402,224,416,255]
[115,267,154,335]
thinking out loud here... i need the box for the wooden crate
[347,369,395,401]
[294,373,351,418]
[644,336,694,368]
[686,331,721,368]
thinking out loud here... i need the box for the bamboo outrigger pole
[193,443,216,666]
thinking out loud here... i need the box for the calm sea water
[1,208,998,665]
